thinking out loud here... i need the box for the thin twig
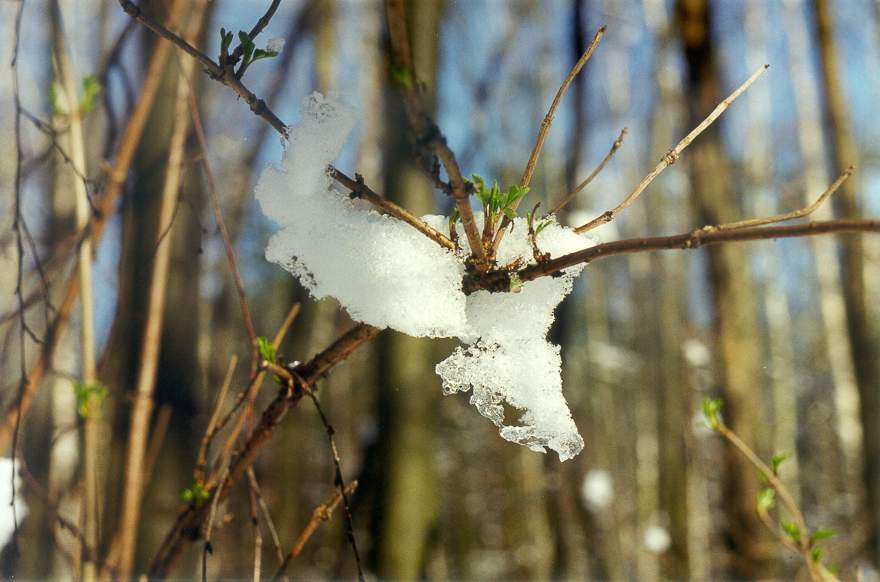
[575,64,770,234]
[185,74,260,373]
[305,391,364,582]
[491,25,607,254]
[384,0,486,267]
[329,167,456,251]
[520,25,606,189]
[115,6,207,578]
[195,356,238,483]
[464,218,880,294]
[272,481,359,580]
[247,469,285,568]
[705,166,853,231]
[551,127,628,215]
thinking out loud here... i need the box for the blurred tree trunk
[372,1,444,578]
[100,0,205,571]
[674,0,771,576]
[644,1,691,575]
[781,0,856,521]
[811,0,880,558]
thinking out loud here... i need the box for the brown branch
[575,64,769,234]
[551,127,628,215]
[384,0,486,267]
[491,25,607,254]
[707,166,853,231]
[272,481,359,580]
[328,167,456,251]
[464,218,880,294]
[195,356,237,483]
[520,25,606,189]
[0,0,187,453]
[185,75,260,372]
[149,323,381,578]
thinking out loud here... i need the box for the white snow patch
[0,458,27,548]
[256,93,594,460]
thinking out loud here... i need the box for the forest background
[2,0,880,579]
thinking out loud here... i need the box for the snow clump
[256,93,594,460]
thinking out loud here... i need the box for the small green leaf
[782,521,801,543]
[220,28,233,53]
[238,31,255,62]
[509,273,524,293]
[771,452,791,474]
[535,219,552,236]
[701,397,723,430]
[811,527,837,542]
[503,208,517,221]
[180,481,211,507]
[73,380,108,419]
[79,75,102,115]
[251,48,278,62]
[756,488,776,515]
[257,336,276,363]
[810,546,823,562]
[390,64,413,89]
[448,207,460,226]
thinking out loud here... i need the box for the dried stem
[520,25,606,189]
[115,6,206,578]
[575,64,770,234]
[707,166,853,231]
[0,0,186,453]
[329,167,455,251]
[491,25,607,254]
[551,127,628,215]
[272,481,359,580]
[305,392,364,581]
[51,1,101,576]
[195,356,238,483]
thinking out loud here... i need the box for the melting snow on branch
[0,458,27,548]
[256,93,595,461]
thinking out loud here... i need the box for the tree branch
[464,218,880,294]
[575,64,769,234]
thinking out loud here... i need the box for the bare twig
[551,127,628,215]
[329,167,456,250]
[50,4,102,578]
[272,481,359,580]
[185,73,260,373]
[703,166,853,232]
[464,218,880,294]
[520,25,606,189]
[384,0,487,267]
[575,64,770,234]
[491,25,607,254]
[195,356,238,483]
[0,0,187,454]
[305,391,364,581]
[115,6,207,578]
[247,469,285,568]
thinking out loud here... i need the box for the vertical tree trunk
[373,1,444,578]
[674,0,771,576]
[812,0,880,559]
